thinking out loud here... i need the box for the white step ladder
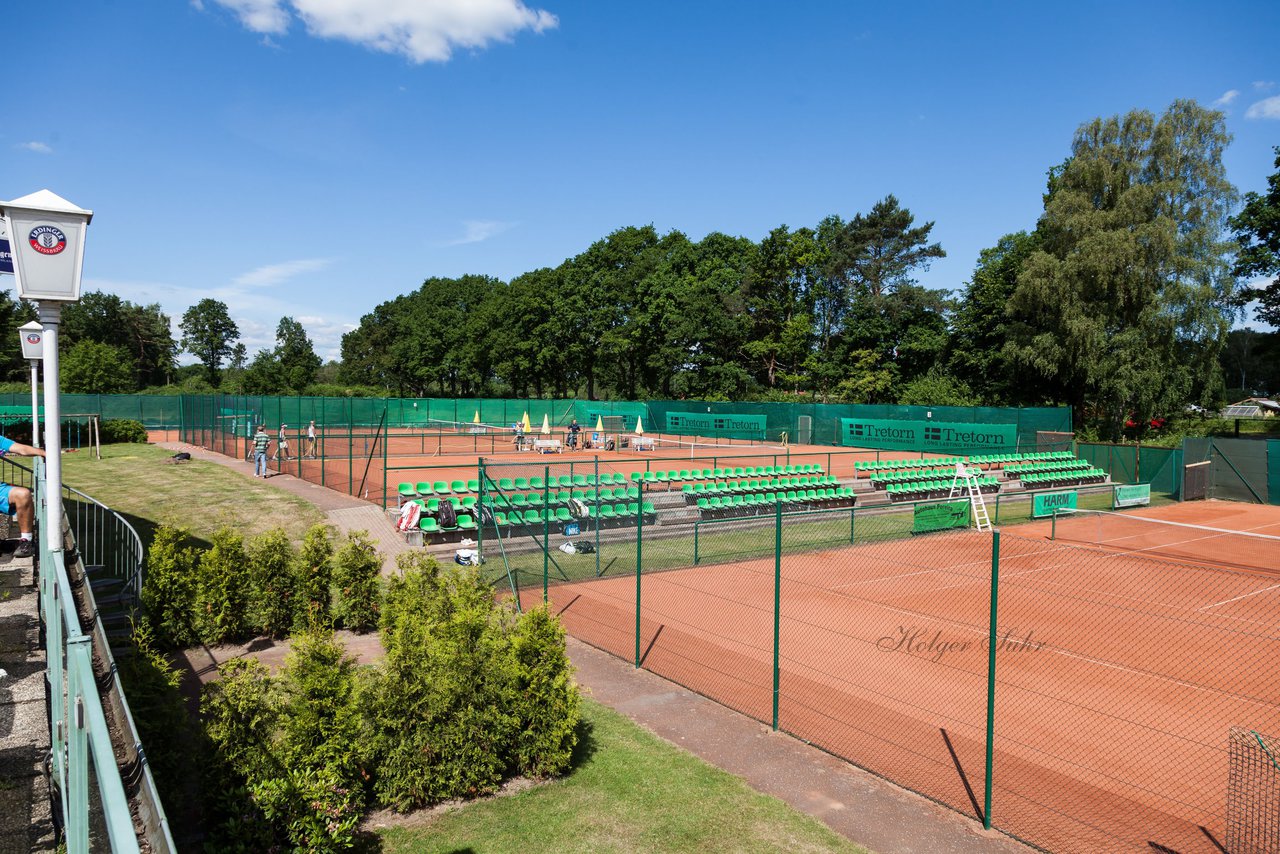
[949,461,992,532]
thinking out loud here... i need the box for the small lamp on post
[1,190,93,556]
[17,321,43,448]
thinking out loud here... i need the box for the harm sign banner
[1032,490,1078,518]
[912,500,971,534]
[840,418,1016,452]
[665,411,767,439]
[1113,483,1151,508]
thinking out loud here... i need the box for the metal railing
[31,457,174,853]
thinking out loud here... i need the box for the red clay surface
[198,427,888,506]
[520,504,1280,853]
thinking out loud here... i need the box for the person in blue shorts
[0,435,47,559]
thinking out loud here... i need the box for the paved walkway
[0,550,55,853]
[169,441,1030,853]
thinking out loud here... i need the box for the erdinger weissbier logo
[25,333,40,346]
[28,225,67,256]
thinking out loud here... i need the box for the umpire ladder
[949,461,992,532]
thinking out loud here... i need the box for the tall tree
[274,317,322,392]
[63,291,177,389]
[1008,100,1237,437]
[180,299,240,385]
[1230,146,1280,326]
[948,231,1041,403]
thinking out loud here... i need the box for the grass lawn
[58,442,325,549]
[375,698,865,854]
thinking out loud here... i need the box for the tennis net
[1049,508,1280,574]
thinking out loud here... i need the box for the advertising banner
[1032,490,1078,518]
[1112,483,1151,508]
[841,418,1016,452]
[665,411,767,439]
[912,500,971,534]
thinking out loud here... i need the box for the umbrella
[541,413,550,435]
[635,416,645,436]
[522,411,531,432]
[595,416,604,432]
[473,411,481,424]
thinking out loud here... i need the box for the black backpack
[437,500,458,529]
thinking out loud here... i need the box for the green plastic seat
[529,476,544,490]
[398,482,417,500]
[555,507,572,523]
[419,517,440,534]
[450,479,467,494]
[433,480,450,495]
[456,514,477,531]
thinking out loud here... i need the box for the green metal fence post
[849,506,856,544]
[635,499,643,668]
[773,498,782,731]
[477,458,486,559]
[694,519,700,564]
[983,529,1001,830]
[594,456,601,578]
[543,464,550,604]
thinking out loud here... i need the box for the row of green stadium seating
[681,475,838,502]
[632,463,824,484]
[886,477,999,501]
[967,450,1074,465]
[420,502,657,538]
[854,457,965,475]
[1003,459,1090,476]
[1018,469,1106,488]
[869,467,962,489]
[696,487,854,518]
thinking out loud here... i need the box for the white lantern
[1,189,93,301]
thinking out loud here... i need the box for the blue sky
[5,0,1279,363]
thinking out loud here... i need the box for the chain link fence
[481,484,1280,853]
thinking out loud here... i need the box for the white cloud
[1245,95,1280,120]
[16,141,53,154]
[211,0,291,34]
[1253,80,1276,91]
[443,219,514,246]
[208,0,557,63]
[233,257,333,286]
[1212,89,1240,107]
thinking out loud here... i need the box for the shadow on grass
[569,714,599,772]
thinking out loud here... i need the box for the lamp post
[1,190,93,556]
[18,321,43,448]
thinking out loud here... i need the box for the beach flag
[635,416,645,436]
[473,411,480,424]
[522,412,532,432]
[595,416,604,432]
[541,413,551,435]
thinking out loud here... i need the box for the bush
[140,524,198,649]
[367,556,520,810]
[99,418,148,444]
[295,524,335,630]
[201,634,366,853]
[333,531,382,632]
[195,527,252,644]
[511,606,581,778]
[248,528,298,638]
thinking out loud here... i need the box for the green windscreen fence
[0,393,184,428]
[1269,440,1280,506]
[1076,443,1184,500]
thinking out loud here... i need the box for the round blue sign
[28,225,67,256]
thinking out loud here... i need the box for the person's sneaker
[13,539,35,559]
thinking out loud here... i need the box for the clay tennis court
[520,502,1280,853]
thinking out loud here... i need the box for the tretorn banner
[840,418,1016,452]
[1112,483,1152,508]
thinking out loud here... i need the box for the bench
[533,439,563,454]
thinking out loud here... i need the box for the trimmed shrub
[248,528,297,638]
[295,524,334,630]
[511,606,581,778]
[201,634,366,853]
[367,557,519,810]
[332,531,382,632]
[99,418,148,444]
[195,527,251,644]
[140,524,198,649]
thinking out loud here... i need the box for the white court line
[1197,582,1280,612]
